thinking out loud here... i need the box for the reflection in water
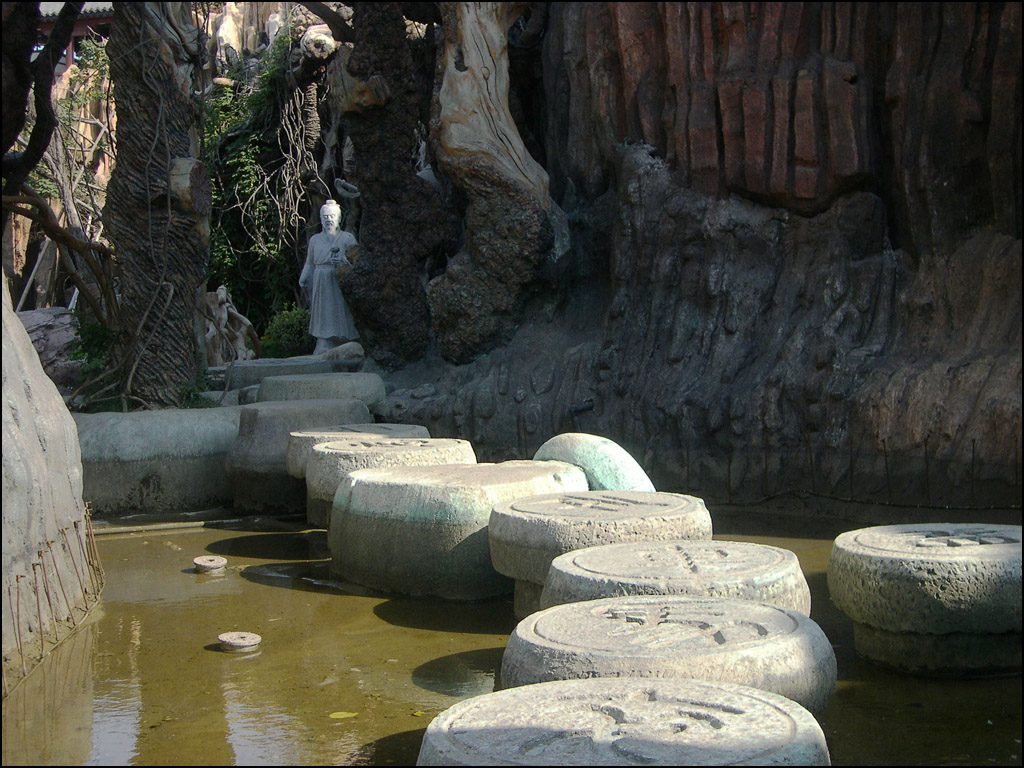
[2,621,95,766]
[88,679,141,765]
[3,524,1020,767]
[411,647,505,698]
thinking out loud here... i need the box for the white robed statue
[299,199,359,354]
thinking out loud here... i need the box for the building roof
[39,2,113,20]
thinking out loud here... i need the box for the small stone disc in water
[194,555,227,573]
[218,631,261,653]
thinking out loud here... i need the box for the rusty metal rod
[38,551,59,642]
[8,583,27,677]
[46,541,77,628]
[74,521,97,594]
[60,527,89,603]
[85,509,105,587]
[32,563,45,660]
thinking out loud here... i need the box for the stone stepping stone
[498,594,836,714]
[210,356,337,391]
[534,432,655,492]
[330,460,588,601]
[304,437,476,528]
[256,372,386,411]
[827,523,1022,675]
[74,407,243,514]
[417,677,831,766]
[541,539,811,616]
[489,491,713,618]
[286,423,431,479]
[223,399,370,514]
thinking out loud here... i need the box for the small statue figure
[299,199,359,354]
[203,285,259,366]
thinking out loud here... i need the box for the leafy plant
[179,375,220,409]
[69,309,114,379]
[260,305,314,358]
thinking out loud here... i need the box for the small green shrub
[180,375,219,409]
[261,305,314,358]
[69,310,114,379]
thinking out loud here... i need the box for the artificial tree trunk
[103,2,210,408]
[426,1,568,363]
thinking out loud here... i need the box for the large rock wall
[381,2,1021,510]
[2,276,99,688]
[542,2,1021,253]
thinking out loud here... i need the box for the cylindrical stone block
[827,523,1021,675]
[499,595,837,714]
[541,539,811,615]
[286,423,431,478]
[490,491,712,617]
[827,523,1022,634]
[417,677,831,766]
[330,461,589,601]
[533,432,656,491]
[304,437,476,528]
[223,398,371,513]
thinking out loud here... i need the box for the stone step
[223,398,370,514]
[541,538,811,616]
[498,594,837,715]
[330,460,588,601]
[827,522,1022,675]
[74,407,242,514]
[286,423,431,479]
[256,371,386,412]
[489,490,713,618]
[418,677,831,766]
[304,437,476,528]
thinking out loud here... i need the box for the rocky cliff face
[381,2,1021,510]
[2,276,100,686]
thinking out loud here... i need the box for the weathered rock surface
[16,307,81,389]
[3,278,96,680]
[418,678,831,766]
[378,2,1019,512]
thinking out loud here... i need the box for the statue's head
[320,199,342,230]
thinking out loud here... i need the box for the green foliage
[260,305,314,358]
[201,29,302,335]
[68,309,114,380]
[179,375,220,409]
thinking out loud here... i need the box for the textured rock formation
[3,276,98,687]
[542,3,1021,253]
[337,2,458,368]
[427,1,569,363]
[17,307,82,389]
[376,2,1020,510]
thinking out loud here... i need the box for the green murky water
[2,515,1021,766]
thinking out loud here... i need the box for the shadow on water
[358,728,428,766]
[411,647,505,697]
[373,595,517,635]
[205,529,329,560]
